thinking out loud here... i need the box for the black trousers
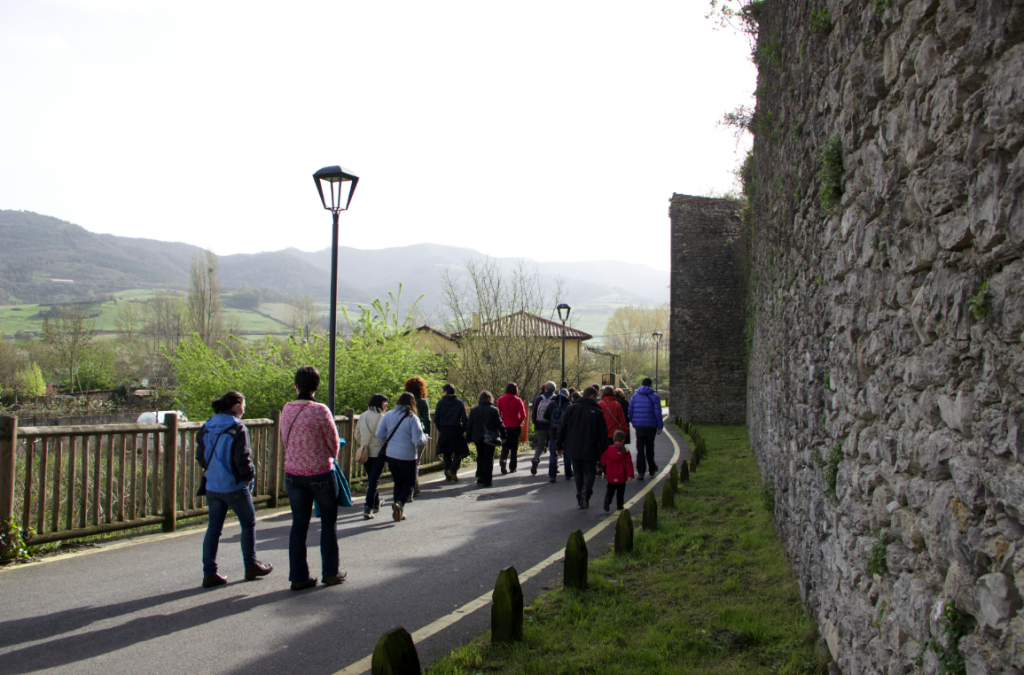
[386,457,417,504]
[570,459,597,499]
[477,444,496,485]
[500,426,521,470]
[634,427,658,475]
[604,483,626,509]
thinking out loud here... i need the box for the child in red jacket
[600,430,635,511]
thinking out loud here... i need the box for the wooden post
[564,529,588,590]
[491,566,524,644]
[0,416,16,556]
[162,413,178,532]
[615,508,633,554]
[342,408,355,479]
[642,491,658,531]
[269,410,281,508]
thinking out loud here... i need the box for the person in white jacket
[375,392,429,522]
[354,394,388,519]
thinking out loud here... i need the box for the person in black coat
[466,391,506,487]
[434,384,470,482]
[556,386,609,508]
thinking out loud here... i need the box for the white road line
[332,430,682,675]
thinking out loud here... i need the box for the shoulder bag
[354,413,383,464]
[379,412,411,459]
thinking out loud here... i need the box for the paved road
[0,425,683,675]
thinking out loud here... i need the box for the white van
[137,410,189,425]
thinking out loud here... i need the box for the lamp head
[556,303,571,323]
[313,165,359,214]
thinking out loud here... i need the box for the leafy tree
[14,363,46,399]
[43,304,96,393]
[602,304,669,389]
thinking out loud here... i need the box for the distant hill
[0,211,668,321]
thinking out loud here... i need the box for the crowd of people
[194,367,664,590]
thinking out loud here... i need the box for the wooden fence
[0,409,443,546]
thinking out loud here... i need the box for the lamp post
[313,165,359,414]
[557,303,571,389]
[652,331,663,394]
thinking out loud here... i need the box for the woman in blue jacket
[375,392,429,522]
[196,391,273,588]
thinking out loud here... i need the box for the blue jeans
[547,430,560,478]
[286,471,339,582]
[364,456,386,511]
[203,487,256,576]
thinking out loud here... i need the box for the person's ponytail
[211,391,245,415]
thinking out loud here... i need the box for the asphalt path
[0,422,683,675]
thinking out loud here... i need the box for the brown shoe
[322,571,347,586]
[290,577,317,591]
[202,573,227,588]
[244,561,273,580]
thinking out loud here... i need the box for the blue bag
[313,453,353,517]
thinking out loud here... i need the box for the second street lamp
[557,303,571,389]
[313,165,359,414]
[653,331,663,394]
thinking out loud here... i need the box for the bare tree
[438,259,567,398]
[187,250,224,346]
[115,299,143,342]
[286,294,323,340]
[141,293,187,385]
[602,304,670,388]
[43,304,96,393]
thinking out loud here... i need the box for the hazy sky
[0,1,754,272]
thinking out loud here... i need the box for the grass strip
[426,424,830,675]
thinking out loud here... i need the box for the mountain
[0,211,669,320]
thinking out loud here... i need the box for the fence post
[341,408,354,479]
[0,416,17,555]
[269,410,281,508]
[162,412,178,532]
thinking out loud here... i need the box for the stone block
[975,573,1023,634]
[371,627,421,675]
[491,566,523,644]
[615,509,633,555]
[564,529,588,590]
[642,492,658,531]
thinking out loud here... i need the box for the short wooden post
[669,464,679,492]
[564,529,588,590]
[491,566,524,643]
[642,491,658,531]
[269,410,281,508]
[614,508,633,555]
[681,460,690,481]
[662,476,675,509]
[370,626,422,675]
[342,408,355,479]
[162,412,178,532]
[0,416,17,556]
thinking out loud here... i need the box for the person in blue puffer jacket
[628,378,664,479]
[196,391,273,588]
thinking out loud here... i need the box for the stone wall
[745,0,1024,672]
[669,194,747,424]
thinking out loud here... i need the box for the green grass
[426,424,829,675]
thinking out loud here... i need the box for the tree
[187,250,224,347]
[141,293,188,385]
[602,304,669,389]
[42,304,96,393]
[115,299,143,342]
[286,294,323,339]
[438,259,567,398]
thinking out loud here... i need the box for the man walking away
[628,377,663,479]
[529,382,557,476]
[557,386,608,508]
[545,387,573,482]
[434,384,470,482]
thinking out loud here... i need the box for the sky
[0,1,755,272]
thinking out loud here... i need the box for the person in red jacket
[496,382,527,474]
[600,430,635,511]
[599,386,628,442]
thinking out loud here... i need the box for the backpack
[535,395,556,422]
[549,398,565,427]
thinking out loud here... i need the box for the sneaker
[322,572,347,586]
[202,573,227,588]
[373,504,381,513]
[510,466,517,473]
[451,472,459,483]
[637,474,645,481]
[650,465,659,474]
[290,577,317,591]
[549,477,557,483]
[577,494,584,508]
[500,461,508,475]
[444,470,454,481]
[363,510,374,520]
[603,500,611,512]
[392,503,404,522]
[244,561,274,581]
[582,493,590,509]
[530,460,539,475]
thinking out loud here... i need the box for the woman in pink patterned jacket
[281,366,345,591]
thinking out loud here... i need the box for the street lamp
[557,303,571,389]
[313,165,360,413]
[652,331,663,394]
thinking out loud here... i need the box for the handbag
[314,459,353,517]
[379,412,411,459]
[354,413,383,464]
